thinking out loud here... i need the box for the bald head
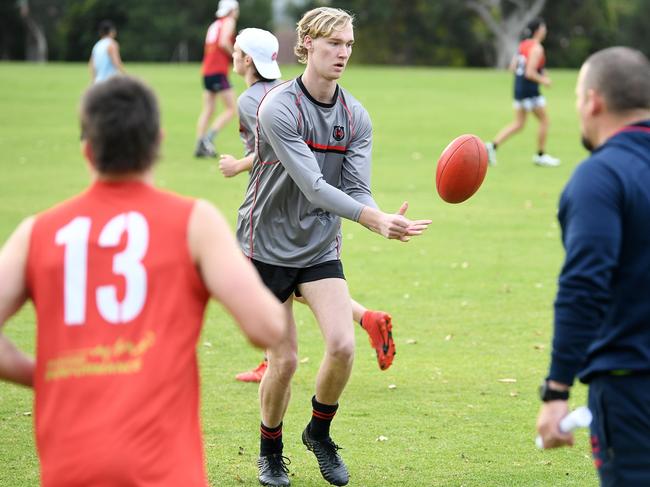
[581,47,650,114]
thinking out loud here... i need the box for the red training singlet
[518,38,545,70]
[202,18,233,76]
[26,180,210,487]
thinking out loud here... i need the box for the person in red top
[195,0,239,158]
[0,75,285,487]
[485,18,560,167]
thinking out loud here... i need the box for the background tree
[2,0,273,63]
[0,1,25,60]
[17,0,48,62]
[0,0,647,65]
[288,0,489,66]
[465,0,546,68]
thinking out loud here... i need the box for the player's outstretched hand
[219,154,240,178]
[396,201,432,242]
[536,400,574,449]
[360,202,432,242]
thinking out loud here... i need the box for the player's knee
[201,107,214,120]
[326,336,355,363]
[223,106,236,120]
[270,352,298,379]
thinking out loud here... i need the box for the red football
[435,134,488,204]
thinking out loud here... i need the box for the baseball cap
[216,0,238,18]
[236,28,282,80]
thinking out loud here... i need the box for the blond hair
[294,7,354,64]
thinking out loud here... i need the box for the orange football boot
[361,311,396,370]
[235,360,268,383]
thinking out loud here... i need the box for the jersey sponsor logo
[45,331,156,381]
[333,125,345,141]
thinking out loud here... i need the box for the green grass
[0,62,597,486]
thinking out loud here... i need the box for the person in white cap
[194,0,239,158]
[220,29,398,387]
[218,28,283,178]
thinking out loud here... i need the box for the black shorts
[252,259,345,303]
[203,73,231,93]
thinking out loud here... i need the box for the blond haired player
[219,28,397,384]
[235,8,431,486]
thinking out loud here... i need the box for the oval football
[435,134,488,203]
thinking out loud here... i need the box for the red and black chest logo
[332,125,345,141]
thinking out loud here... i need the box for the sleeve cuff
[547,358,579,387]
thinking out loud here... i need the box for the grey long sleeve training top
[236,76,377,267]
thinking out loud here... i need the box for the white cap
[236,28,282,80]
[216,0,238,18]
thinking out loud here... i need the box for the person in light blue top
[89,20,125,83]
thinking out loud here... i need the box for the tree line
[1,0,648,67]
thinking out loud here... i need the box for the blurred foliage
[334,0,485,67]
[288,0,649,67]
[543,0,616,67]
[2,0,272,62]
[1,0,648,65]
[0,1,26,59]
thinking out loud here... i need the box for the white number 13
[55,212,149,325]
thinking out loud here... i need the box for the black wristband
[539,380,570,402]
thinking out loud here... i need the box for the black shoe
[193,139,217,158]
[258,454,291,486]
[302,426,349,486]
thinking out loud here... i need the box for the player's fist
[219,154,240,178]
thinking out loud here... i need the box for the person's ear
[81,139,98,174]
[586,88,605,116]
[81,139,94,164]
[303,35,313,51]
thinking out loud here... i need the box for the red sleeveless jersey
[202,18,233,75]
[518,39,545,70]
[26,180,210,487]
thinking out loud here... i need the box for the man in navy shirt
[536,46,650,486]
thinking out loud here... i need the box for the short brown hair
[583,47,650,114]
[80,76,160,174]
[98,20,115,37]
[294,7,353,64]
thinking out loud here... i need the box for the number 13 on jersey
[55,212,149,326]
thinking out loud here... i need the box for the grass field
[0,62,598,486]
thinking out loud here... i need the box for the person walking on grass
[89,20,125,83]
[485,18,560,167]
[195,0,239,158]
[235,8,431,486]
[0,75,285,487]
[219,27,396,384]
